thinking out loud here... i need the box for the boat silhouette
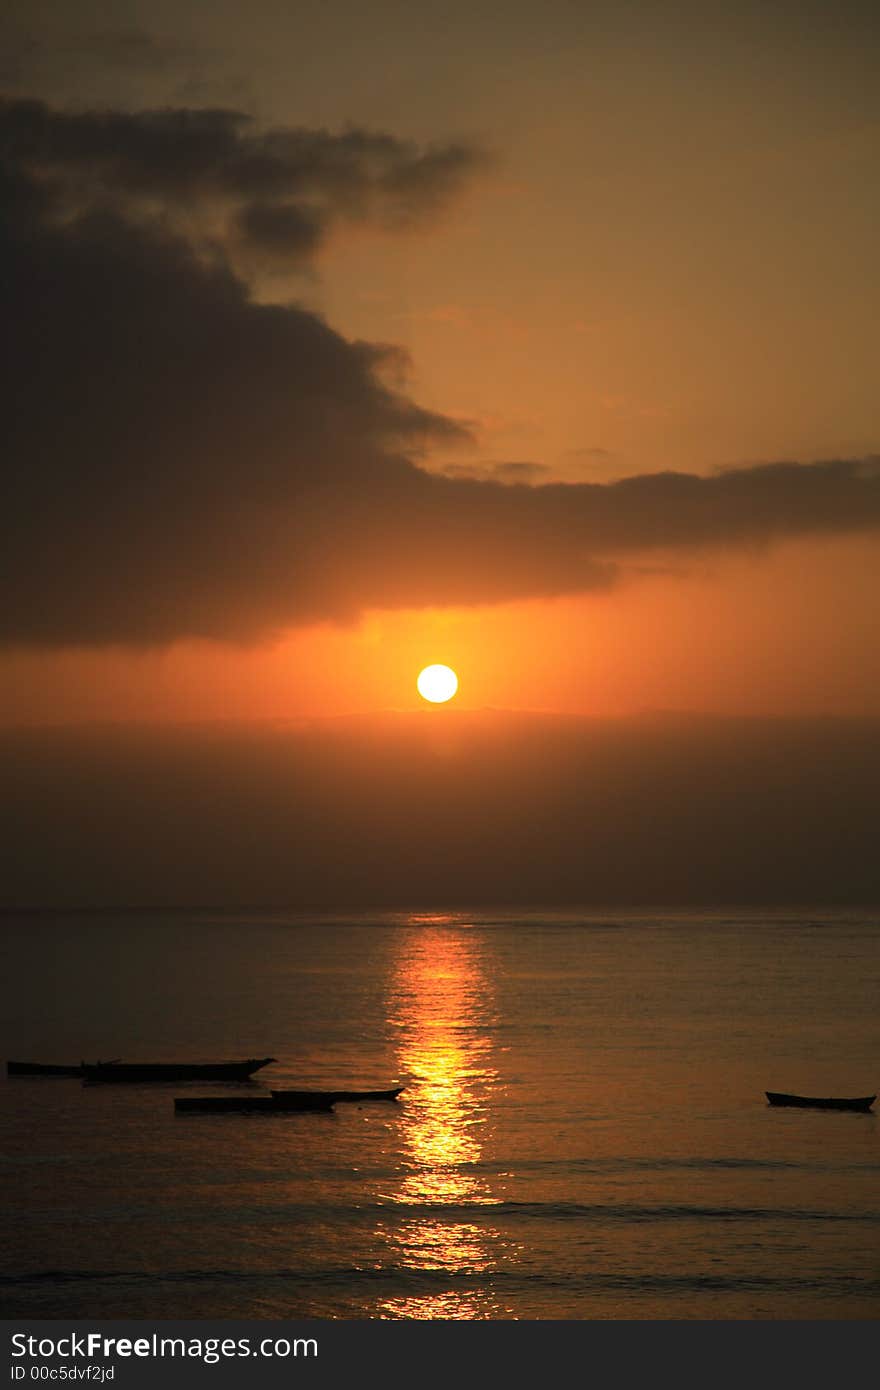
[766,1090,874,1112]
[174,1085,404,1114]
[7,1059,119,1077]
[82,1058,276,1084]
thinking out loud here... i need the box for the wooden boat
[174,1094,334,1114]
[82,1058,276,1085]
[174,1085,403,1114]
[8,1060,84,1077]
[7,1059,119,1077]
[271,1086,404,1106]
[766,1091,875,1112]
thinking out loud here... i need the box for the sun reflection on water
[378,922,513,1318]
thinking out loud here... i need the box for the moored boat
[83,1058,276,1085]
[8,1060,86,1077]
[766,1091,875,1112]
[271,1086,404,1106]
[174,1094,334,1113]
[7,1059,120,1077]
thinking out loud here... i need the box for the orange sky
[2,1,879,726]
[3,535,877,725]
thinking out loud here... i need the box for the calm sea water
[1,912,878,1320]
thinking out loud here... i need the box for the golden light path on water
[378,916,514,1319]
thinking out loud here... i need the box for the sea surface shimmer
[2,912,878,1319]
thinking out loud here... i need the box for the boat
[7,1059,119,1077]
[766,1091,875,1112]
[271,1086,404,1106]
[82,1058,276,1085]
[174,1094,334,1114]
[174,1085,403,1114]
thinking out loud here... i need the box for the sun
[417,664,459,704]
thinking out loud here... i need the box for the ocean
[1,912,877,1320]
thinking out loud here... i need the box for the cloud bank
[2,96,487,266]
[3,97,880,646]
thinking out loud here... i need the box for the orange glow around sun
[2,536,879,729]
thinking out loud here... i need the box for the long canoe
[83,1058,276,1085]
[7,1060,120,1077]
[8,1061,86,1077]
[174,1095,334,1114]
[271,1087,403,1106]
[766,1091,875,1112]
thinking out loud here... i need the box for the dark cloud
[3,97,880,647]
[236,198,324,261]
[0,96,488,268]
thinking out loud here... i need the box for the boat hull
[83,1058,276,1085]
[766,1091,875,1112]
[271,1087,403,1106]
[174,1095,334,1114]
[7,1061,85,1077]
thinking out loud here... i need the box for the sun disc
[417,664,459,704]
